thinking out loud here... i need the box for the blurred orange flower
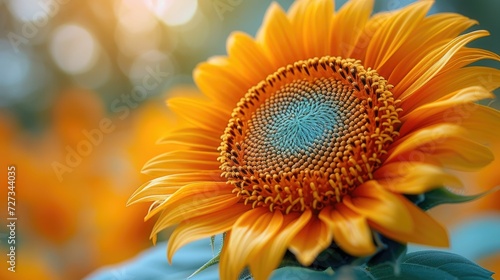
[0,87,170,279]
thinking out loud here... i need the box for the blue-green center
[267,95,338,156]
[244,78,350,175]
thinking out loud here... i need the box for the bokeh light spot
[49,24,99,75]
[116,0,158,34]
[7,0,57,23]
[145,0,198,26]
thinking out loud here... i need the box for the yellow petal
[364,1,433,69]
[331,0,373,57]
[289,215,333,266]
[220,208,283,280]
[374,162,463,194]
[344,181,413,233]
[167,203,250,262]
[370,195,449,247]
[319,205,376,256]
[250,211,311,280]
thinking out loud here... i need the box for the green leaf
[188,254,220,279]
[414,187,492,210]
[369,251,494,280]
[188,233,226,279]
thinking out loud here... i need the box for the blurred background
[0,0,499,279]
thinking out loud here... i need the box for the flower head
[130,0,500,279]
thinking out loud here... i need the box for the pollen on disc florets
[218,56,401,214]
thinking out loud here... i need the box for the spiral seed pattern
[219,57,401,214]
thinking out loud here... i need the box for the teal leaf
[367,234,407,273]
[311,244,365,270]
[271,266,335,280]
[414,187,491,210]
[330,266,375,280]
[369,251,494,280]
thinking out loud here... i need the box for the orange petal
[220,208,283,280]
[128,171,222,205]
[386,124,494,171]
[319,205,376,256]
[193,59,249,110]
[395,30,489,99]
[399,86,494,135]
[144,150,219,163]
[289,214,333,265]
[301,0,334,58]
[441,47,500,74]
[344,181,413,233]
[128,183,178,205]
[145,181,231,220]
[226,31,275,85]
[157,128,221,150]
[364,1,433,69]
[350,11,393,60]
[286,0,309,59]
[383,13,477,83]
[168,97,229,132]
[250,211,311,280]
[167,203,250,262]
[141,150,220,175]
[369,195,449,247]
[331,0,373,57]
[459,105,500,143]
[401,67,500,112]
[256,2,301,68]
[374,162,463,194]
[150,193,239,240]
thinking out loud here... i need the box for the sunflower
[129,0,500,279]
